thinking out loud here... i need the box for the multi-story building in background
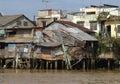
[71,4,120,34]
[36,4,120,38]
[36,9,67,27]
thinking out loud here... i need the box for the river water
[0,69,120,84]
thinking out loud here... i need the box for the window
[117,25,120,33]
[86,12,96,15]
[42,21,46,28]
[24,30,29,37]
[77,21,84,26]
[106,25,111,37]
[24,21,28,26]
[8,30,16,37]
[41,48,51,54]
[90,21,97,30]
[17,21,21,26]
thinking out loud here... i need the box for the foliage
[95,33,100,40]
[94,32,120,61]
[96,33,112,53]
[112,38,120,59]
[96,37,120,59]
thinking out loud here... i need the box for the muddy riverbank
[0,69,120,84]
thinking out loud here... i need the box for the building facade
[36,9,67,27]
[71,4,120,34]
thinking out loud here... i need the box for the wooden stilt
[39,60,42,69]
[5,45,8,58]
[46,61,49,69]
[44,60,46,69]
[55,61,57,69]
[88,58,91,69]
[12,60,15,68]
[108,59,110,69]
[63,61,66,69]
[50,61,53,69]
[15,56,18,69]
[3,58,6,68]
[1,58,3,67]
[83,59,86,70]
[62,60,64,69]
[0,59,1,68]
[119,60,120,69]
[48,61,51,69]
[52,61,55,69]
[91,58,95,69]
[86,58,89,70]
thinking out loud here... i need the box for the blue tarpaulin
[8,44,32,47]
[8,44,15,47]
[27,43,32,46]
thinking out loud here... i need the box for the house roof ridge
[3,14,23,16]
[56,20,94,33]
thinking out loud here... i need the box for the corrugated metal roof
[40,42,62,47]
[60,27,97,41]
[56,20,95,34]
[43,30,62,42]
[45,21,97,41]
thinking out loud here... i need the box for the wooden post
[5,44,8,58]
[15,46,19,69]
[12,60,15,68]
[48,61,51,69]
[62,60,64,69]
[119,60,120,69]
[1,59,2,68]
[30,49,34,69]
[44,60,46,69]
[83,59,86,70]
[40,60,42,69]
[45,60,49,69]
[91,58,95,69]
[2,58,5,68]
[15,55,19,69]
[87,58,89,70]
[55,61,57,69]
[63,61,66,69]
[108,59,110,69]
[50,61,53,69]
[0,59,1,68]
[51,61,54,69]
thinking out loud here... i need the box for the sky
[0,0,120,20]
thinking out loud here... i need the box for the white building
[72,4,120,33]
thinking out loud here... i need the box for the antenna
[42,0,49,8]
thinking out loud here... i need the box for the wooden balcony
[5,36,33,43]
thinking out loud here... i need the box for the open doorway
[106,25,111,37]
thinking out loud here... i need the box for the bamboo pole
[62,44,72,70]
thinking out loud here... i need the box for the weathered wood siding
[5,16,35,28]
[5,29,34,43]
